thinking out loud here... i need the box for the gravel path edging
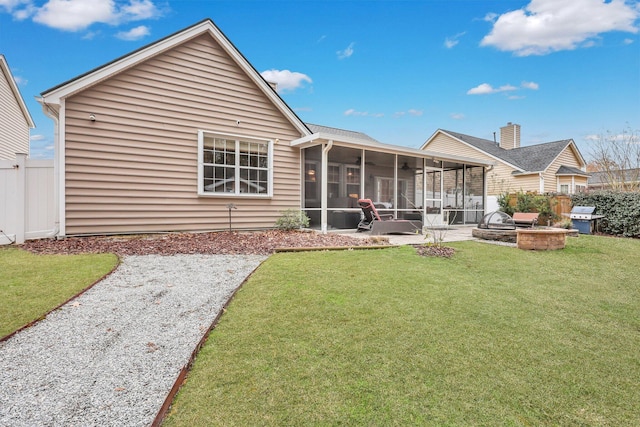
[0,258,122,344]
[0,254,267,427]
[150,260,261,426]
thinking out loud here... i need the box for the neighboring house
[588,168,640,191]
[0,55,35,159]
[38,18,492,237]
[421,123,589,196]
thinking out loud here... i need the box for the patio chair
[357,198,421,235]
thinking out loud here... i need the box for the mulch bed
[19,230,386,256]
[413,244,456,258]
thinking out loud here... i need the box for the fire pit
[517,228,570,250]
[472,211,518,243]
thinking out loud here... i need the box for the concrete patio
[333,225,477,246]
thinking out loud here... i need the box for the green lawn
[0,247,118,337]
[164,236,640,426]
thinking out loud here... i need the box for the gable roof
[293,124,493,167]
[0,55,35,128]
[305,123,381,144]
[427,129,585,174]
[39,18,310,136]
[556,165,590,177]
[589,168,640,185]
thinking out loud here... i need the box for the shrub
[553,218,574,229]
[497,192,514,216]
[571,191,640,237]
[274,209,310,230]
[498,191,559,225]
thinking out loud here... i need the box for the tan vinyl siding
[486,164,521,195]
[512,174,541,193]
[426,133,517,195]
[0,68,30,159]
[543,146,584,193]
[63,34,302,235]
[427,133,492,160]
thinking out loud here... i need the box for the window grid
[201,132,270,196]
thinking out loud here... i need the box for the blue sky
[1,0,639,160]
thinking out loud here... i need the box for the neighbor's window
[198,131,272,197]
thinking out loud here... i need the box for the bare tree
[588,126,640,192]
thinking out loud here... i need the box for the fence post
[14,153,27,244]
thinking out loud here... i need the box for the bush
[571,191,640,237]
[498,191,559,225]
[497,192,514,216]
[274,209,310,230]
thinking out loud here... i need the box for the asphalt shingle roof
[305,123,381,144]
[556,165,589,176]
[441,129,573,173]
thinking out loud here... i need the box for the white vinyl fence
[0,153,56,245]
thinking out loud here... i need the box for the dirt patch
[20,230,386,256]
[413,244,455,258]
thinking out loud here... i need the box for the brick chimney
[500,122,521,150]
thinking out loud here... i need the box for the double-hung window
[198,131,273,197]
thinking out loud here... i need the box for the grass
[0,247,118,337]
[164,236,640,426]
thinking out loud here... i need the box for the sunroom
[291,125,493,233]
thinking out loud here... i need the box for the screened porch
[300,143,488,232]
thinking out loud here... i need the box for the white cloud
[521,81,539,90]
[260,69,312,93]
[30,134,46,141]
[623,38,634,44]
[444,32,466,49]
[33,0,117,31]
[393,109,423,118]
[450,113,465,120]
[0,0,28,11]
[344,109,383,118]
[337,42,355,59]
[120,0,157,20]
[17,0,163,32]
[82,30,100,40]
[481,0,640,56]
[115,24,149,40]
[483,12,498,23]
[467,83,517,95]
[13,75,27,85]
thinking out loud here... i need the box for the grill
[569,206,604,234]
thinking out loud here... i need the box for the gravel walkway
[0,254,266,427]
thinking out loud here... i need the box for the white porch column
[320,140,333,233]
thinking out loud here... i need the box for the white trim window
[198,130,273,197]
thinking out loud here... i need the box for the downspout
[320,140,333,233]
[40,100,61,239]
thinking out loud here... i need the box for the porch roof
[291,124,493,168]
